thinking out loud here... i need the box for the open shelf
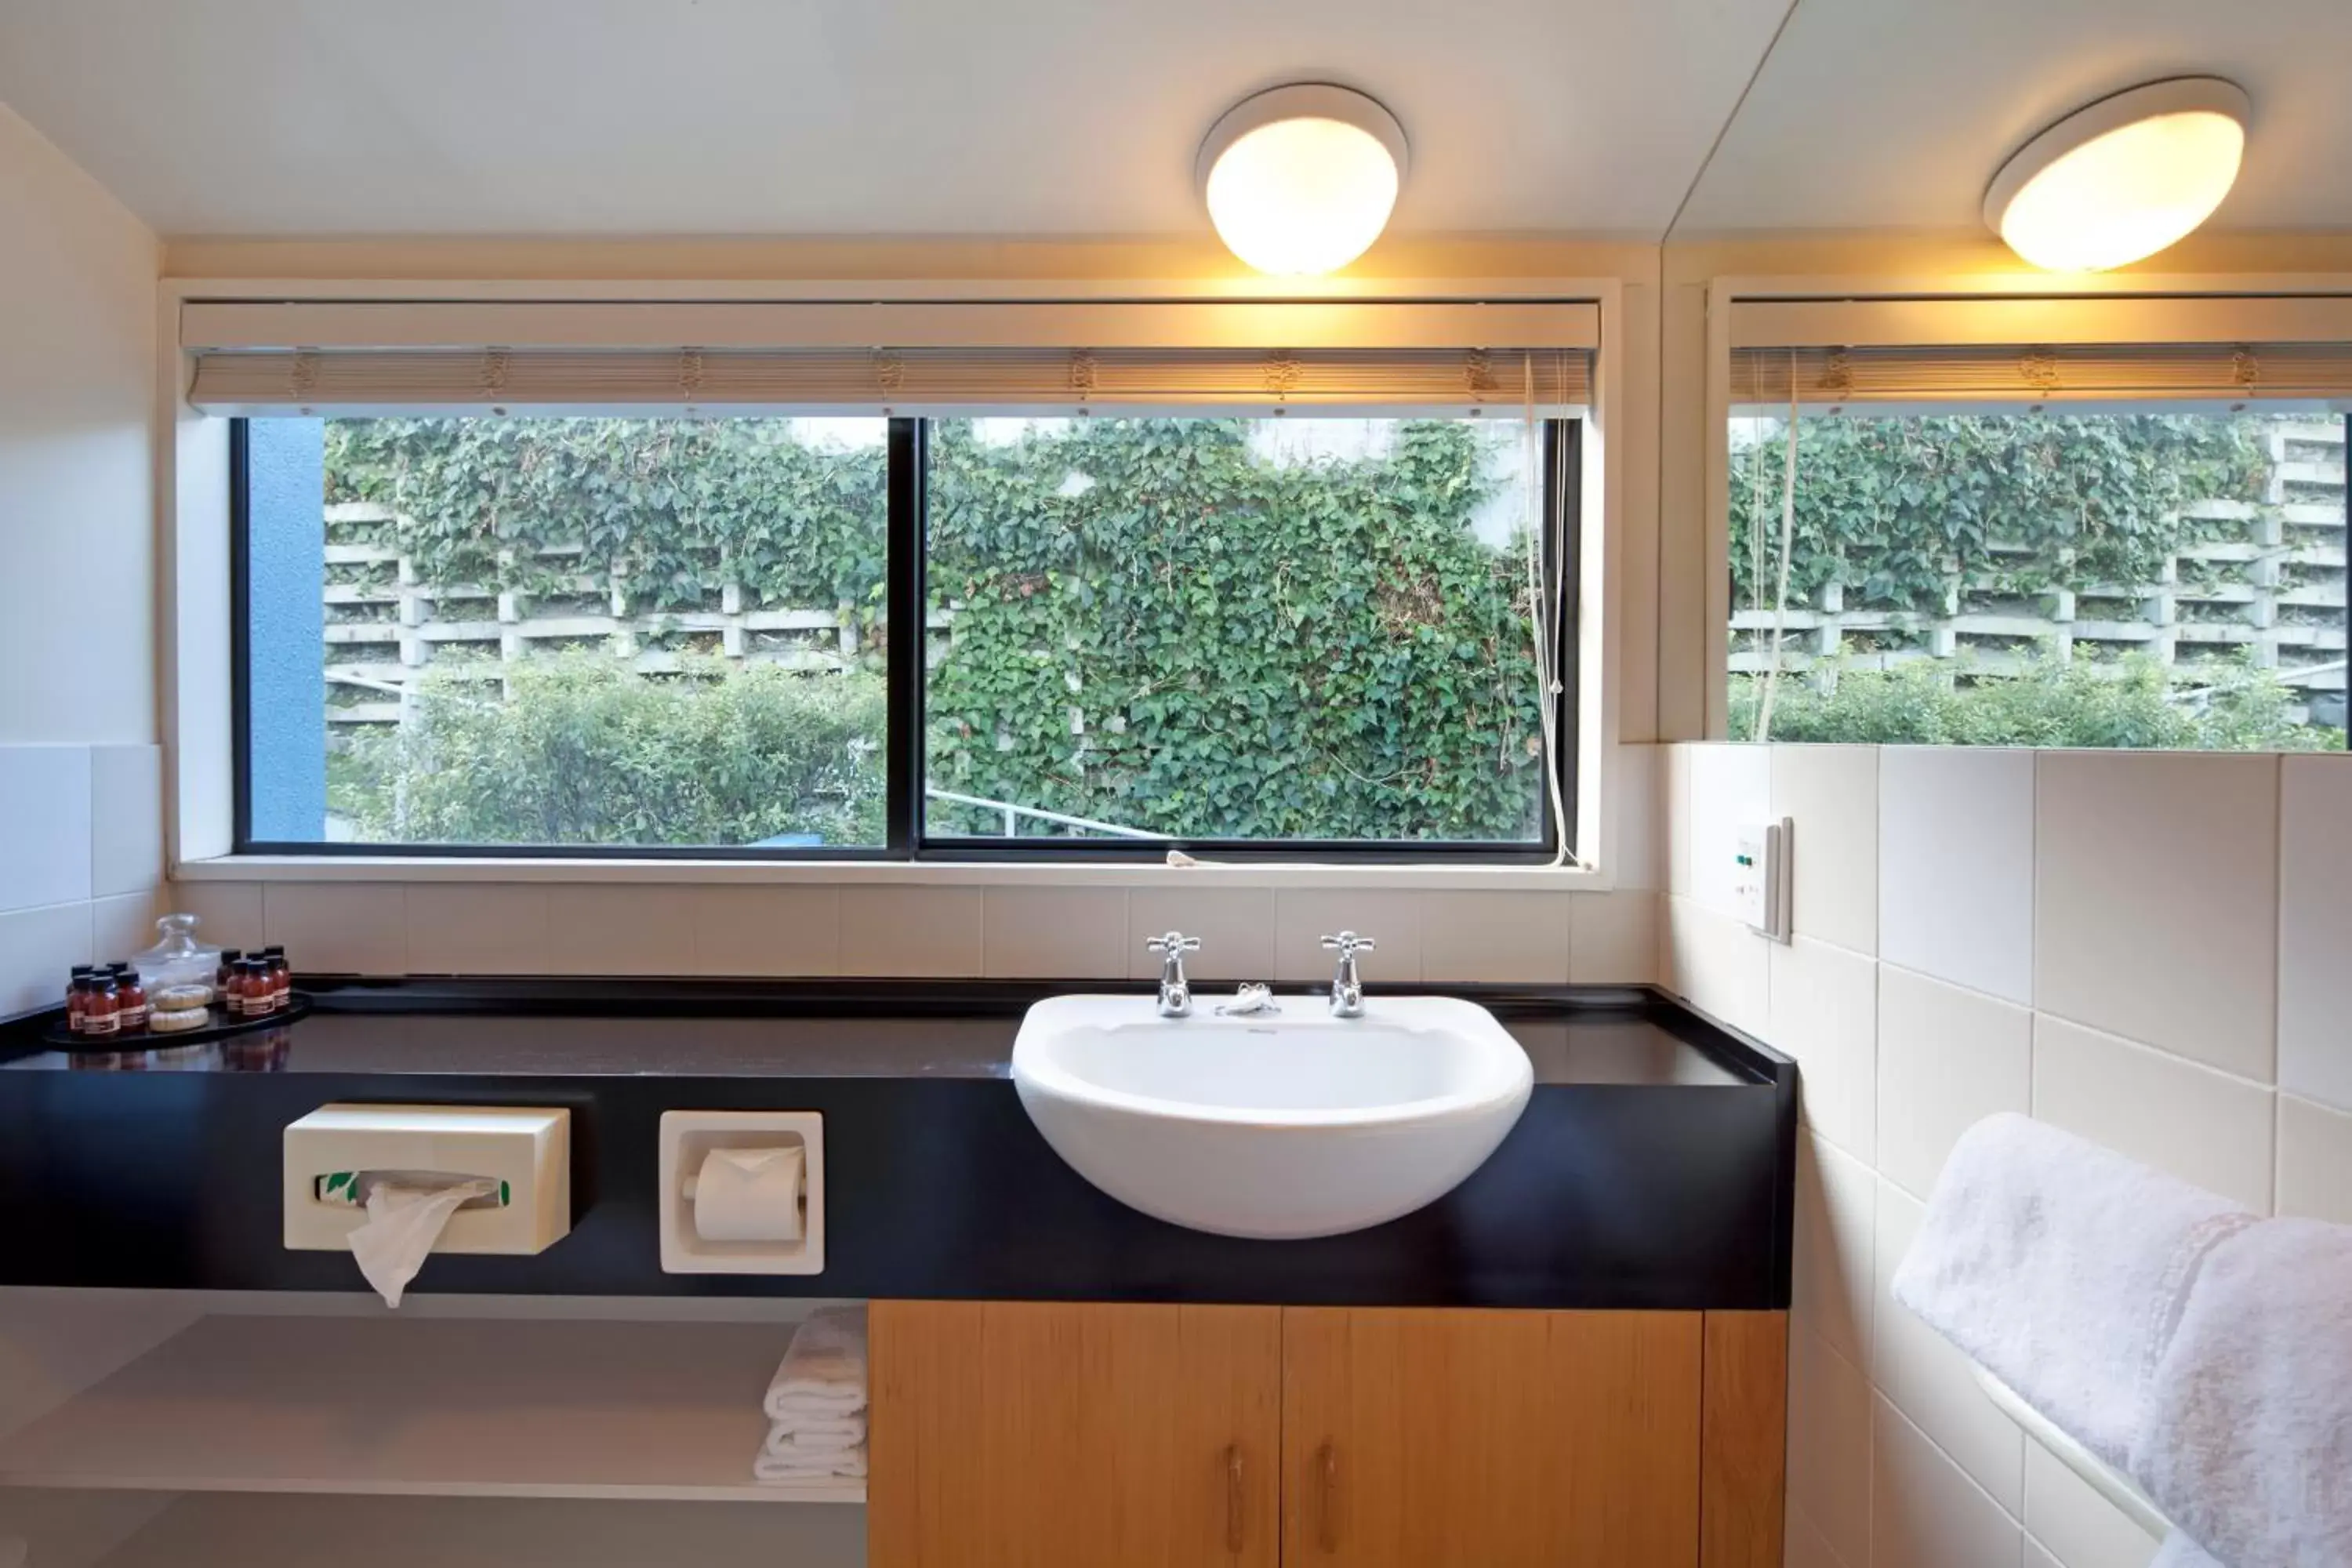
[0,1315,864,1505]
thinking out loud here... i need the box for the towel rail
[1968,1365,2174,1541]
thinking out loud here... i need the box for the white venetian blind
[1728,296,2352,406]
[182,300,1596,416]
[1731,341,2352,405]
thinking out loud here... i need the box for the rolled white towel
[1889,1113,2253,1470]
[765,1418,866,1457]
[753,1446,868,1484]
[2129,1217,2352,1568]
[763,1306,868,1422]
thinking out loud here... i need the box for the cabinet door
[1282,1308,1704,1568]
[869,1300,1283,1568]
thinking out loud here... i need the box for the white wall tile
[0,900,92,1014]
[2036,751,2278,1083]
[1880,746,2034,1006]
[1568,891,1657,984]
[162,881,264,954]
[2034,1015,2275,1214]
[1769,936,1878,1162]
[1784,1505,1850,1568]
[1613,743,1666,890]
[1788,1327,1873,1568]
[983,887,1130,979]
[544,885,700,976]
[840,887,982,977]
[1420,891,1570,983]
[2022,1437,2162,1568]
[2278,755,2352,1112]
[0,746,91,913]
[1666,743,1696,897]
[690,886,839,977]
[1874,1179,2026,1515]
[88,744,162,898]
[1664,895,1770,1036]
[1773,745,1878,954]
[1687,742,1771,920]
[1794,1132,1878,1371]
[263,883,407,975]
[1878,965,2033,1202]
[2027,1543,2063,1568]
[1872,1394,2026,1568]
[1273,890,1421,984]
[1126,887,1273,982]
[2278,1094,2352,1225]
[405,885,548,975]
[88,889,165,967]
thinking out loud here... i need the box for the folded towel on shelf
[763,1305,869,1423]
[1889,1112,2254,1469]
[753,1446,869,1484]
[765,1418,866,1457]
[2128,1217,2352,1568]
[766,1409,867,1443]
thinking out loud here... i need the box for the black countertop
[3,1008,1748,1086]
[0,981,1794,1311]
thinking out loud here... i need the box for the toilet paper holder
[284,1103,571,1257]
[658,1110,826,1276]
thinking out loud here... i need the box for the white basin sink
[1011,994,1534,1240]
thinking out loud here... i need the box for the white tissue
[347,1177,496,1308]
[693,1146,804,1243]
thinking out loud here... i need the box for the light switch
[1736,818,1793,942]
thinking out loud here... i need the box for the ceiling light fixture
[1198,84,1409,276]
[1984,77,2250,272]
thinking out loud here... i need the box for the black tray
[43,992,314,1051]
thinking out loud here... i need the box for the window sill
[172,854,1610,894]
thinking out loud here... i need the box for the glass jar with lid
[130,913,225,996]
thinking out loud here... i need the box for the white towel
[764,1417,866,1457]
[753,1448,866,1486]
[762,1306,868,1422]
[1888,1113,2253,1469]
[753,1446,868,1484]
[2151,1534,2220,1568]
[2128,1218,2352,1568]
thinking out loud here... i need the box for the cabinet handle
[1315,1439,1338,1552]
[1225,1443,1245,1553]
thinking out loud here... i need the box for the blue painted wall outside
[246,419,328,840]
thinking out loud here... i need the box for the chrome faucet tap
[1145,931,1201,1018]
[1319,931,1377,1018]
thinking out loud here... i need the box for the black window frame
[231,413,1581,864]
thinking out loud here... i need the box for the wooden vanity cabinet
[869,1300,1283,1568]
[868,1301,1785,1568]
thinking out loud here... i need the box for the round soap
[148,1006,210,1034]
[152,984,212,1011]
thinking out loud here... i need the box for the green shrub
[1732,652,2343,751]
[334,655,886,847]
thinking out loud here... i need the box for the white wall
[0,100,157,745]
[1662,741,2352,1568]
[0,100,164,1011]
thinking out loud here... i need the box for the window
[234,407,1578,860]
[1727,336,2349,751]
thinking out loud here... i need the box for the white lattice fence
[1731,421,2348,721]
[321,503,891,725]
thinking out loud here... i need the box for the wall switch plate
[1735,818,1794,942]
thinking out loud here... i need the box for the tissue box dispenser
[284,1103,572,1255]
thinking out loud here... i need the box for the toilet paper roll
[693,1146,805,1243]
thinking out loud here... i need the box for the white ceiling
[1679,0,2352,235]
[3,0,2347,244]
[0,0,1790,239]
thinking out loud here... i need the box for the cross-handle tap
[1319,931,1377,1018]
[1145,931,1202,1018]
